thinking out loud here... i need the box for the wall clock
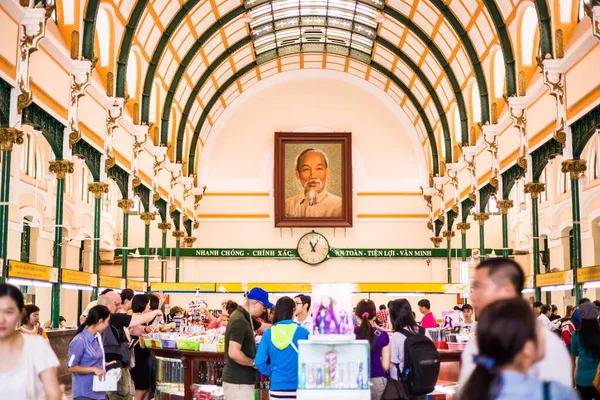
[297,231,330,265]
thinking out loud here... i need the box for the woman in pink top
[418,299,437,328]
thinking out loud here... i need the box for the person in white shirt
[0,283,61,400]
[538,304,561,332]
[293,294,313,332]
[458,258,572,388]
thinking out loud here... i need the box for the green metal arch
[81,0,101,61]
[482,0,516,97]
[173,35,453,164]
[115,0,150,98]
[424,0,489,124]
[72,139,102,182]
[186,57,441,177]
[534,0,554,58]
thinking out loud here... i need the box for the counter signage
[62,269,93,286]
[577,265,600,283]
[8,260,53,281]
[100,275,123,289]
[128,280,146,292]
[118,248,508,259]
[536,270,569,287]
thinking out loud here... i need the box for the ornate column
[158,222,171,282]
[525,182,546,302]
[541,59,569,154]
[184,236,197,248]
[118,199,133,284]
[140,212,155,293]
[0,129,24,282]
[562,160,587,304]
[584,3,600,40]
[508,87,529,173]
[456,222,471,263]
[472,213,490,261]
[49,160,74,328]
[430,236,443,249]
[88,182,108,300]
[497,200,514,257]
[442,230,455,283]
[67,31,94,149]
[173,230,185,282]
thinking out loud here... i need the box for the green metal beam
[186,57,441,176]
[0,150,11,283]
[175,238,181,283]
[482,0,516,96]
[92,196,101,300]
[51,177,65,328]
[81,0,101,61]
[115,1,150,98]
[122,207,129,287]
[144,223,150,293]
[534,0,554,58]
[570,176,583,304]
[532,197,541,301]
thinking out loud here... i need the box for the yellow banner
[151,282,215,292]
[62,269,93,286]
[536,271,569,287]
[128,280,146,292]
[100,275,123,289]
[578,266,600,283]
[9,260,52,282]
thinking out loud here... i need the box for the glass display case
[297,339,371,400]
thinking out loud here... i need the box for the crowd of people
[1,257,600,399]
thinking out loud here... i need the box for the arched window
[21,133,43,181]
[521,7,539,67]
[453,106,461,144]
[540,168,548,202]
[493,51,505,98]
[439,126,446,160]
[61,0,75,25]
[80,166,88,202]
[96,9,111,68]
[561,170,571,194]
[126,51,138,98]
[560,0,573,23]
[578,0,586,22]
[593,148,599,180]
[471,82,481,123]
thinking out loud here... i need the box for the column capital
[430,236,443,248]
[456,222,471,234]
[183,236,197,247]
[48,160,74,180]
[524,182,546,199]
[0,128,24,152]
[117,199,134,213]
[88,182,109,199]
[442,230,455,241]
[472,212,490,225]
[173,230,185,240]
[140,212,155,225]
[157,222,172,233]
[561,159,587,180]
[496,199,514,214]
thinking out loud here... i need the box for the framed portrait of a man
[274,132,352,227]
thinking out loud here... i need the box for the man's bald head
[98,291,122,313]
[97,295,112,312]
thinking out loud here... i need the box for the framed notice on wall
[274,132,353,227]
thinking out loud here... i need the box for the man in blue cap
[222,287,273,400]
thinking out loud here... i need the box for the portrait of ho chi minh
[285,148,343,218]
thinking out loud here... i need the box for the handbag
[380,363,409,400]
[593,363,600,392]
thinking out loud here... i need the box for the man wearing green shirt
[222,287,274,400]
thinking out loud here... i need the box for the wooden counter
[438,349,462,383]
[47,328,77,386]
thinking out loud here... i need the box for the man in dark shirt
[98,291,162,400]
[222,287,273,400]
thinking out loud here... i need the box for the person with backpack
[354,299,390,400]
[255,297,309,399]
[458,297,577,400]
[560,305,575,351]
[388,298,439,400]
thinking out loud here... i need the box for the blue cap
[247,287,274,308]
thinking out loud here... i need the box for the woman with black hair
[571,302,600,399]
[458,298,577,400]
[255,296,310,399]
[389,299,432,400]
[355,299,390,400]
[130,294,154,400]
[19,304,49,342]
[0,283,61,400]
[67,305,112,400]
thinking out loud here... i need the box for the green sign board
[118,248,509,259]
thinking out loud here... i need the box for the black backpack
[398,326,440,396]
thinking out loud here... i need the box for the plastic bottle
[298,363,307,389]
[357,362,364,389]
[324,364,331,387]
[316,366,324,388]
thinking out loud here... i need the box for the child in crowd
[19,304,49,342]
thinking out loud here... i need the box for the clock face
[297,232,329,265]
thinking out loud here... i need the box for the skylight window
[245,0,382,64]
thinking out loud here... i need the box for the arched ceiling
[78,0,554,176]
